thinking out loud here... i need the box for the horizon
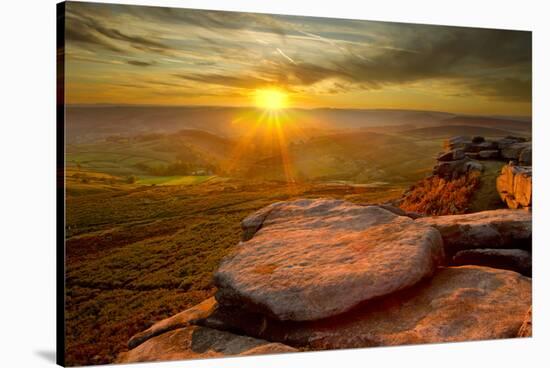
[65,2,531,116]
[65,103,532,120]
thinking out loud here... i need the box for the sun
[254,89,288,110]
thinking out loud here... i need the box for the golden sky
[64,2,532,116]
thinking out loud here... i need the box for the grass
[64,178,406,366]
[468,160,508,213]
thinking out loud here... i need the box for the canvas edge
[56,1,66,367]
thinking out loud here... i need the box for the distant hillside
[174,129,234,159]
[401,125,519,138]
[312,109,455,129]
[65,106,461,144]
[247,131,442,184]
[440,116,531,133]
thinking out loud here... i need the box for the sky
[64,2,532,116]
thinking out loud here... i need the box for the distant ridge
[440,116,531,132]
[401,125,523,138]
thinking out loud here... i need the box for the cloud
[127,60,155,67]
[276,48,296,64]
[173,73,272,89]
[66,5,172,54]
[125,6,291,37]
[64,2,532,107]
[254,26,532,102]
[65,18,123,52]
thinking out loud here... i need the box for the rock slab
[452,248,531,276]
[415,209,531,256]
[202,266,532,349]
[117,326,297,364]
[216,199,444,321]
[128,297,217,349]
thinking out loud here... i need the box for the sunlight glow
[254,89,288,110]
[225,90,303,188]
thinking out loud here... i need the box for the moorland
[64,106,531,365]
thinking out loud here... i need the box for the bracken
[400,172,481,215]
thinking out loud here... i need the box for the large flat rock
[215,199,444,321]
[415,209,531,256]
[202,266,532,349]
[117,326,297,364]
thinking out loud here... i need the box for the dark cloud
[125,5,291,37]
[127,60,154,67]
[254,27,531,102]
[173,73,272,89]
[66,5,172,54]
[65,17,123,52]
[459,77,532,102]
[161,22,531,103]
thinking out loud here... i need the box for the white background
[1,0,548,367]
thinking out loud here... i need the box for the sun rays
[224,90,304,187]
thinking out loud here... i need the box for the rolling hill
[400,125,522,139]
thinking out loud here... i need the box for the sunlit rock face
[497,164,532,209]
[215,198,444,321]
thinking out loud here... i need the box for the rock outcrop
[501,142,531,161]
[215,199,444,321]
[201,266,531,349]
[435,135,530,179]
[120,197,532,363]
[415,209,531,257]
[519,146,532,165]
[497,164,532,209]
[433,157,477,179]
[117,326,297,364]
[452,248,531,276]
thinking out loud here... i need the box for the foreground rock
[117,326,297,364]
[517,307,532,337]
[128,297,217,349]
[497,164,532,209]
[215,199,444,321]
[415,209,531,256]
[452,248,531,276]
[202,266,532,349]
